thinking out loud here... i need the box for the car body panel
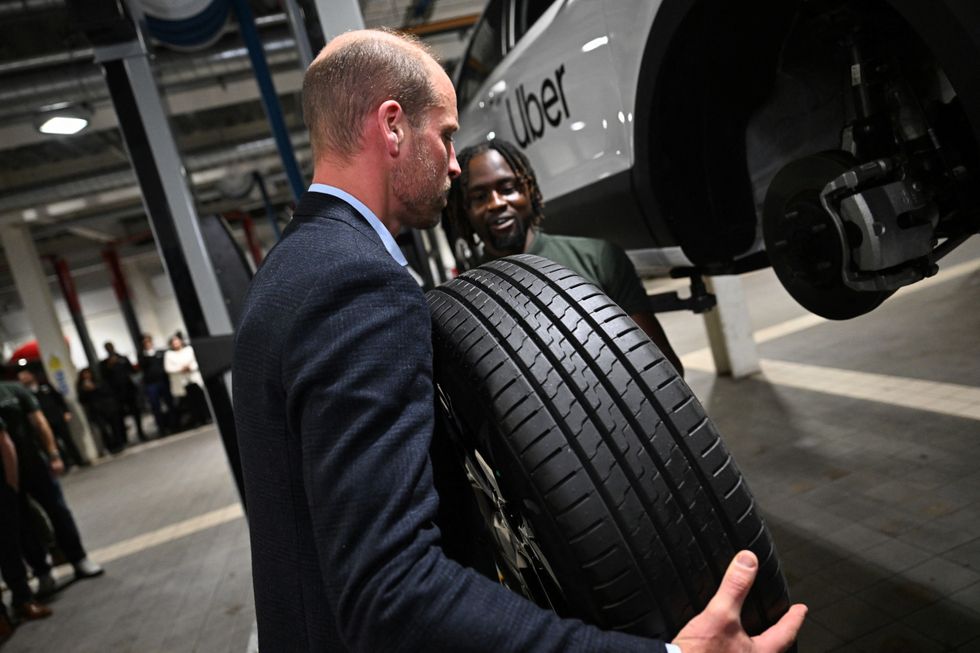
[455,0,633,211]
[453,0,980,288]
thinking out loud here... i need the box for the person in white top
[163,335,210,429]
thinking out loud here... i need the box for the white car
[452,0,979,319]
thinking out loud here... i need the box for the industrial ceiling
[0,0,485,314]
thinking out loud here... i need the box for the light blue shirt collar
[308,183,408,266]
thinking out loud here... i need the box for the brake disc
[762,151,893,319]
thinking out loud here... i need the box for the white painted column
[0,224,100,459]
[313,0,364,44]
[123,258,164,340]
[702,275,761,379]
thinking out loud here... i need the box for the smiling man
[447,139,684,375]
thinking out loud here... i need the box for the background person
[99,341,146,442]
[232,28,803,653]
[17,368,85,468]
[138,334,175,436]
[76,367,126,454]
[163,335,209,429]
[0,418,52,634]
[0,380,103,600]
[446,139,684,376]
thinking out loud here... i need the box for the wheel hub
[763,151,892,319]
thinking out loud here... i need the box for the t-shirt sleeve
[14,384,41,414]
[599,241,650,315]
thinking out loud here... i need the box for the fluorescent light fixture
[39,115,88,134]
[34,103,92,136]
[581,36,609,52]
[47,198,88,215]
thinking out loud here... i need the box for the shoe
[35,573,58,599]
[73,558,104,579]
[14,601,52,621]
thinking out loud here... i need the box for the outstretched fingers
[673,550,808,653]
[752,604,808,653]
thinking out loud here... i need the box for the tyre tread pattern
[427,255,789,639]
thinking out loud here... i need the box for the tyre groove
[437,280,677,629]
[502,256,780,630]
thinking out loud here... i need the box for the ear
[377,100,405,157]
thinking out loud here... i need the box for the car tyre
[426,254,791,640]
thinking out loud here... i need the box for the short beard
[487,217,528,256]
[393,132,447,229]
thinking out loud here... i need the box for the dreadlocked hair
[444,139,545,258]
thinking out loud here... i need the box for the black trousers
[50,419,84,467]
[0,470,32,605]
[18,453,87,576]
[118,392,145,440]
[87,405,127,453]
[144,380,175,434]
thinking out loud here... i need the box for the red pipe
[101,246,130,304]
[240,214,264,267]
[224,210,264,267]
[51,257,83,315]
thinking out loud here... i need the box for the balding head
[302,29,441,161]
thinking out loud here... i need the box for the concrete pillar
[0,224,100,460]
[702,275,761,379]
[123,258,164,341]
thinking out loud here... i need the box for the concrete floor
[1,429,253,653]
[659,237,980,651]
[2,239,978,651]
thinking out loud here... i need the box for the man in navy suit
[233,28,805,653]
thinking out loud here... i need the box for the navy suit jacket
[233,191,665,652]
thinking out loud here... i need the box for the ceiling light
[35,104,92,136]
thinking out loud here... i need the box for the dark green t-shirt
[526,231,649,315]
[0,381,41,453]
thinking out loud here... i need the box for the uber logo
[505,64,570,148]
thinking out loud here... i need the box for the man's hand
[672,551,807,653]
[29,410,64,477]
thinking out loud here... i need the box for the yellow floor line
[685,357,980,422]
[679,256,980,420]
[83,503,244,566]
[752,257,980,346]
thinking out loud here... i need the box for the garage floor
[0,429,254,653]
[2,239,978,652]
[659,236,980,651]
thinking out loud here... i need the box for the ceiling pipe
[0,10,288,77]
[0,32,300,121]
[0,0,64,17]
[0,48,94,76]
[0,130,311,215]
